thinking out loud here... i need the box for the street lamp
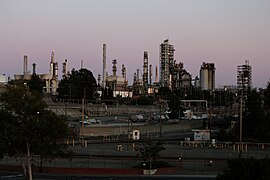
[178,154,182,168]
[158,99,165,137]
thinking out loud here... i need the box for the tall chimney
[103,44,107,89]
[122,64,127,86]
[62,59,67,78]
[155,65,158,83]
[122,64,126,79]
[23,55,28,75]
[143,51,148,87]
[32,63,36,75]
[149,64,152,85]
[50,52,54,78]
[133,72,136,84]
[51,52,55,63]
[136,69,140,81]
[112,59,117,78]
[81,60,83,69]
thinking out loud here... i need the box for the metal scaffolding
[237,60,252,92]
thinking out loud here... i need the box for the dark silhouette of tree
[158,86,172,100]
[217,158,270,180]
[167,94,184,119]
[58,68,97,100]
[0,85,69,179]
[8,75,45,96]
[243,89,268,141]
[136,141,165,162]
[264,80,270,111]
[28,74,44,94]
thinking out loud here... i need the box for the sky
[0,0,270,88]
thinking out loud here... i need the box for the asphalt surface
[1,119,270,179]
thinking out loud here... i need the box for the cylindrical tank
[200,68,209,90]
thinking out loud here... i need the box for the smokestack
[155,65,158,83]
[103,44,106,89]
[32,63,36,75]
[51,52,55,63]
[143,51,148,86]
[112,59,117,77]
[23,55,28,75]
[133,72,136,84]
[50,52,54,78]
[149,64,152,85]
[81,60,83,69]
[62,59,67,78]
[137,69,140,81]
[122,64,127,86]
[122,64,126,79]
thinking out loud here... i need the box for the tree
[0,85,69,179]
[264,80,270,111]
[167,93,185,119]
[57,68,97,100]
[243,88,268,141]
[136,141,165,165]
[8,74,45,95]
[158,86,172,100]
[27,74,45,94]
[217,158,270,180]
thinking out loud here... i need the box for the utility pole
[160,104,162,137]
[158,99,165,137]
[81,88,86,128]
[239,95,243,142]
[82,97,84,128]
[208,102,212,139]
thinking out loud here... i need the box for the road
[0,172,217,180]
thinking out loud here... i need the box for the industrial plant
[13,52,63,95]
[1,39,253,100]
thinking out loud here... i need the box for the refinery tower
[159,39,175,88]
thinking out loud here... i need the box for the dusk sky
[1,0,270,88]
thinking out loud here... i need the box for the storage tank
[200,66,209,90]
[200,62,215,91]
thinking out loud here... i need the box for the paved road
[0,172,217,180]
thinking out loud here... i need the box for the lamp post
[158,99,165,137]
[159,103,162,137]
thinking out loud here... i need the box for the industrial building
[143,51,149,92]
[159,39,192,91]
[101,44,131,98]
[0,74,7,94]
[237,60,252,93]
[171,62,192,90]
[105,59,131,97]
[0,74,7,84]
[199,62,215,91]
[159,39,175,88]
[14,52,62,95]
[10,40,220,100]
